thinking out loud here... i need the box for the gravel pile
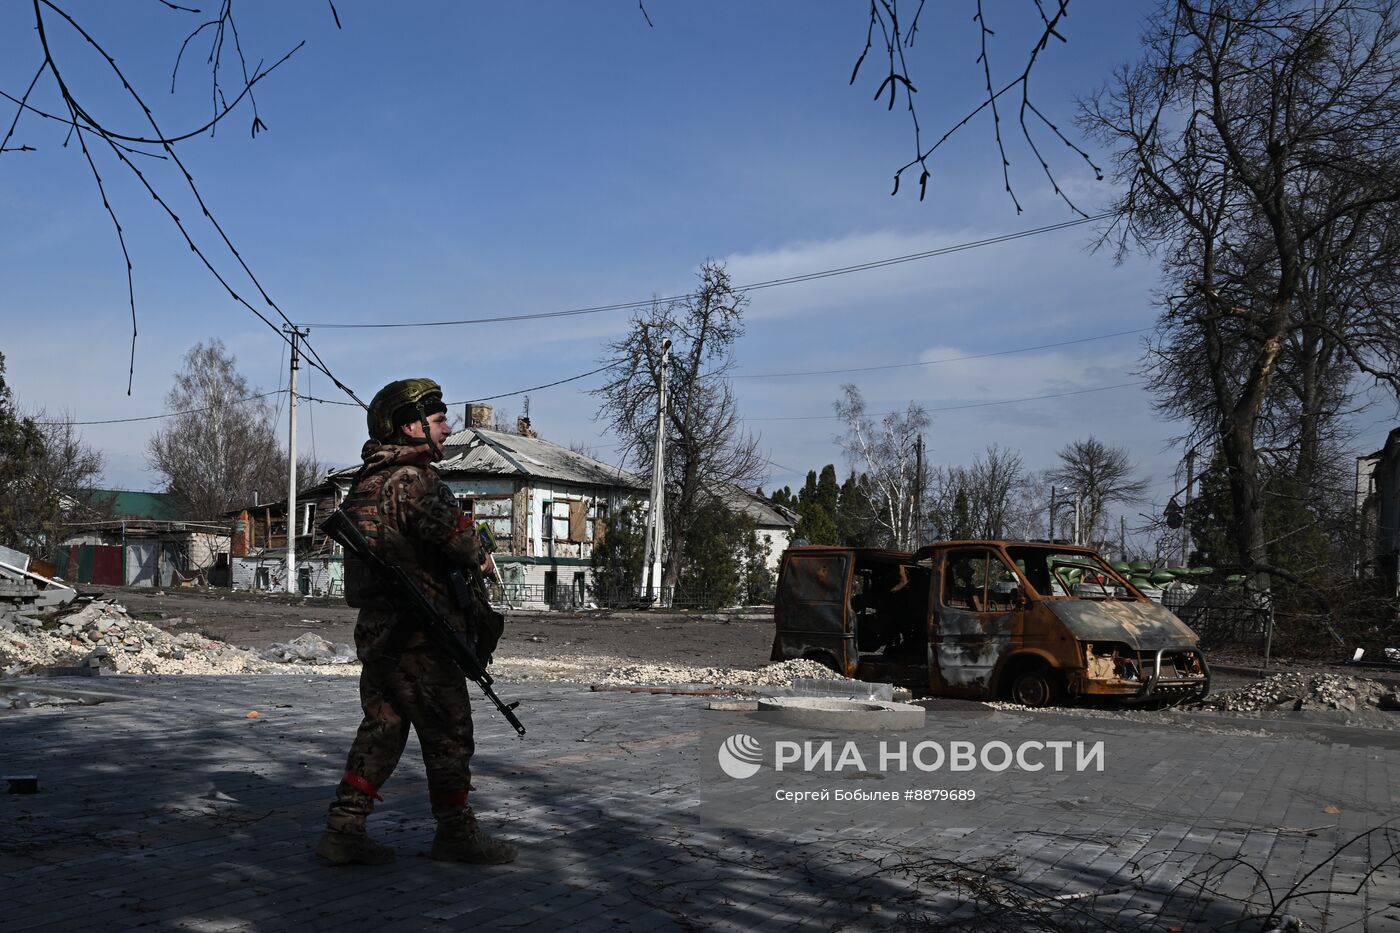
[1198,672,1400,713]
[0,600,354,677]
[594,658,837,687]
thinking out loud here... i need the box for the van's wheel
[1010,667,1060,708]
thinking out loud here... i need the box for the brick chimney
[516,415,538,438]
[467,403,493,429]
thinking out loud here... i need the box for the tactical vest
[341,467,394,610]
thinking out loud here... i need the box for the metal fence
[488,582,715,611]
[1160,586,1273,649]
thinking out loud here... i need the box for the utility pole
[1049,485,1057,542]
[641,338,671,605]
[1073,492,1083,546]
[913,434,923,549]
[1182,449,1196,566]
[284,325,308,594]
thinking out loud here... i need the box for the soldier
[315,378,516,866]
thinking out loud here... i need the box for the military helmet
[367,378,445,441]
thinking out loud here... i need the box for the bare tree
[927,446,1038,541]
[593,261,765,593]
[0,351,107,552]
[1082,0,1400,587]
[1,2,357,403]
[31,411,107,521]
[1048,437,1149,549]
[853,0,1100,209]
[148,339,319,520]
[834,384,930,550]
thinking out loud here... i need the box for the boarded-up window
[551,501,570,541]
[474,496,512,543]
[568,500,587,542]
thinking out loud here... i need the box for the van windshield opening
[1005,546,1132,599]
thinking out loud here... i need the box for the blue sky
[3,1,1395,534]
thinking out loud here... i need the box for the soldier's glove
[475,603,505,666]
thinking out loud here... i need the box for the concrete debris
[0,599,353,678]
[1198,673,1398,713]
[592,658,839,688]
[258,632,356,665]
[3,690,91,710]
[0,559,77,620]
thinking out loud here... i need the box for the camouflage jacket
[342,439,482,661]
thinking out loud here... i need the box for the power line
[35,391,285,426]
[297,214,1114,331]
[735,327,1150,379]
[37,364,1143,432]
[741,381,1145,422]
[342,323,1148,416]
[36,215,1119,428]
[293,363,623,410]
[464,364,621,403]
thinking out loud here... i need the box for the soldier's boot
[315,828,396,866]
[317,772,395,866]
[429,791,516,865]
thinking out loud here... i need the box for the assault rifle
[320,509,526,736]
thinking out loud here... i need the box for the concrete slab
[0,672,1398,930]
[755,696,926,730]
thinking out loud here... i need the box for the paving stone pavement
[2,673,1400,931]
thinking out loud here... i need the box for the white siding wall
[758,527,791,572]
[232,555,341,596]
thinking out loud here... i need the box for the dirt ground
[82,585,1400,699]
[88,585,776,670]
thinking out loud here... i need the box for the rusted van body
[770,541,1210,707]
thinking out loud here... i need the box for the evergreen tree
[1188,456,1335,587]
[793,465,840,544]
[740,525,775,603]
[676,496,749,608]
[952,489,973,540]
[590,503,646,605]
[837,470,877,545]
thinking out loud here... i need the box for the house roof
[86,489,181,521]
[718,486,799,529]
[436,428,646,490]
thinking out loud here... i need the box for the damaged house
[719,486,800,574]
[317,408,646,609]
[290,408,795,609]
[53,490,230,588]
[224,478,343,596]
[1358,426,1400,596]
[424,407,648,610]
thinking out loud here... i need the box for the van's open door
[772,549,855,675]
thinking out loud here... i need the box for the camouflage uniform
[325,439,485,836]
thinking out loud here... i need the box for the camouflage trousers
[325,623,474,833]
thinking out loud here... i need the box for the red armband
[445,513,473,542]
[341,771,384,801]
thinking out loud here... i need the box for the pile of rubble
[0,599,355,677]
[594,658,837,688]
[1198,672,1400,713]
[257,632,356,666]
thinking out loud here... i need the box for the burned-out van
[771,541,1210,707]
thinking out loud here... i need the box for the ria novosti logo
[717,733,764,779]
[715,733,1105,778]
